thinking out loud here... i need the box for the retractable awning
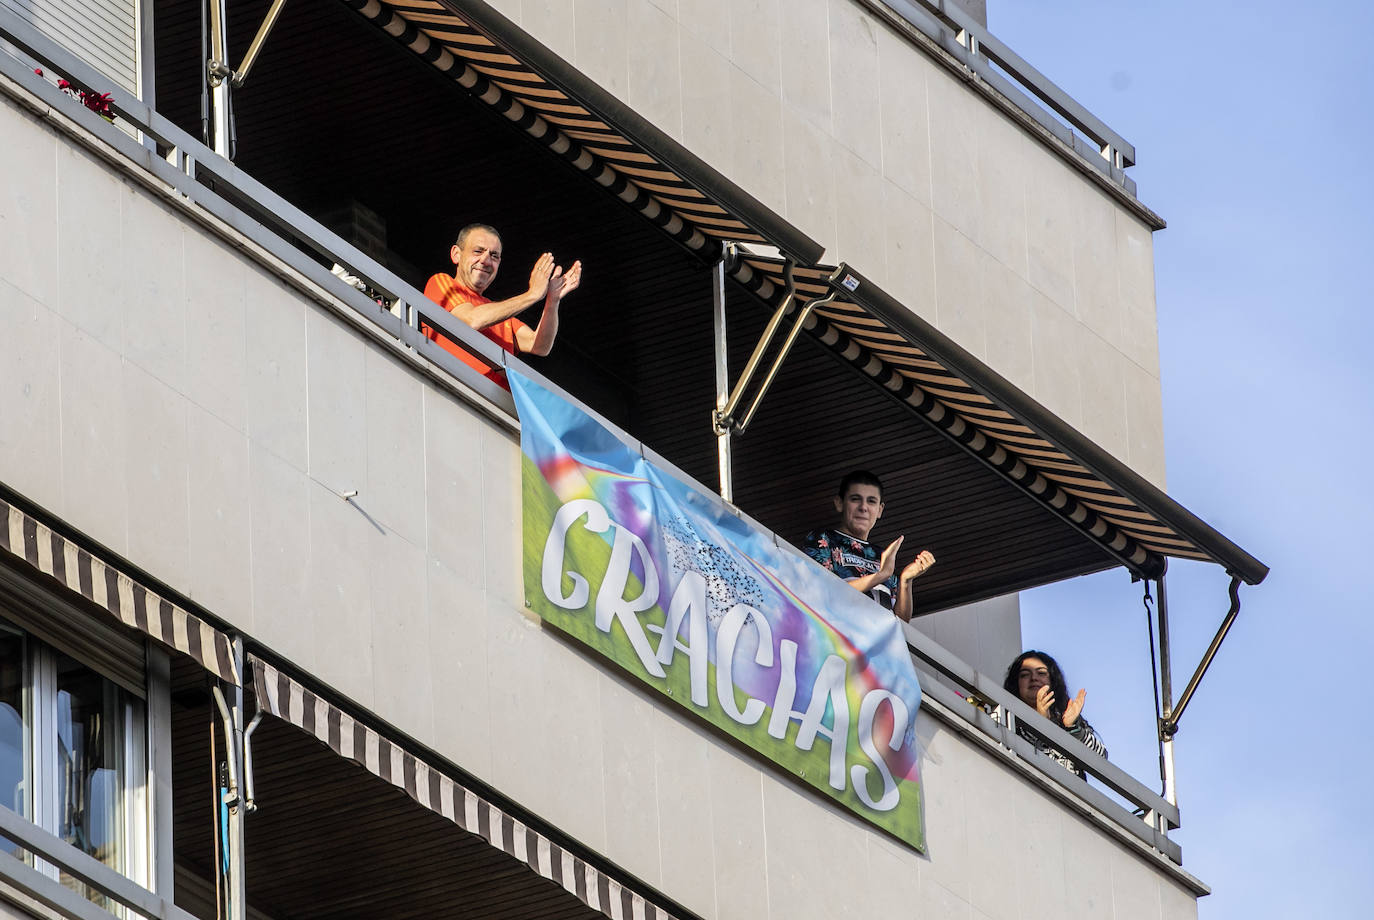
[333,2,1269,587]
[0,497,240,684]
[249,656,693,920]
[138,0,1264,611]
[730,259,1269,587]
[340,0,823,264]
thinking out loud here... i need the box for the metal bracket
[210,685,240,808]
[242,711,263,812]
[712,243,738,502]
[206,59,233,87]
[714,258,836,436]
[963,689,997,715]
[206,0,290,89]
[1159,575,1243,738]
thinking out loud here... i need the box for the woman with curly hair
[1003,650,1107,777]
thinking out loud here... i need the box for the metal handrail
[0,6,514,410]
[901,620,1184,859]
[873,0,1140,195]
[0,806,199,920]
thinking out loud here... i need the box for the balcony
[0,4,1264,919]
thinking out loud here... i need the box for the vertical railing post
[1156,575,1177,806]
[227,637,247,920]
[713,244,736,503]
[212,639,248,920]
[207,0,232,158]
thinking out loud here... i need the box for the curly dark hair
[1003,650,1070,721]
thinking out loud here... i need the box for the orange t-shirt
[421,273,530,385]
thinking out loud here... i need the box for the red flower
[82,92,114,117]
[42,70,116,121]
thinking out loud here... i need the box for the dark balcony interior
[170,657,613,920]
[149,0,1114,616]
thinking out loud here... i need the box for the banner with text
[511,370,924,850]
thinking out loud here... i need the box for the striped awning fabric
[730,258,1268,585]
[249,655,689,920]
[339,0,822,264]
[0,499,241,684]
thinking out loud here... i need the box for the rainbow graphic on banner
[511,370,924,850]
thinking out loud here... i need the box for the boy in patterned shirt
[802,471,935,622]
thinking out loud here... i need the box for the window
[0,616,148,906]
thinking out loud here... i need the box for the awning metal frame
[211,645,249,920]
[808,263,1269,584]
[711,247,843,502]
[1147,572,1247,807]
[206,0,290,90]
[1161,574,1244,741]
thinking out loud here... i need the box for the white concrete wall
[0,91,1198,920]
[483,0,1166,487]
[913,592,1022,680]
[0,889,46,920]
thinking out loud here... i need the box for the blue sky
[1003,2,1374,916]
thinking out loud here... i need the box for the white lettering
[767,640,801,740]
[714,604,774,725]
[794,655,850,791]
[851,690,909,811]
[595,525,665,678]
[653,571,710,706]
[541,499,610,609]
[541,500,914,816]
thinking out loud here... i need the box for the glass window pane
[0,625,28,855]
[54,652,128,880]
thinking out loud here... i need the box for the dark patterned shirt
[1015,715,1108,778]
[801,528,898,610]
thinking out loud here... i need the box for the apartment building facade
[0,1,1266,918]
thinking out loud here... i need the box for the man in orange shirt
[421,223,582,383]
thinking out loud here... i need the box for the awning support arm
[1160,575,1243,739]
[712,244,738,502]
[714,259,838,435]
[208,0,290,89]
[242,711,263,813]
[205,0,231,157]
[713,255,797,435]
[1150,576,1179,805]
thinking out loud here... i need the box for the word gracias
[541,498,913,811]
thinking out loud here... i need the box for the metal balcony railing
[872,0,1141,195]
[0,4,520,423]
[0,806,195,920]
[0,8,1181,869]
[901,622,1182,862]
